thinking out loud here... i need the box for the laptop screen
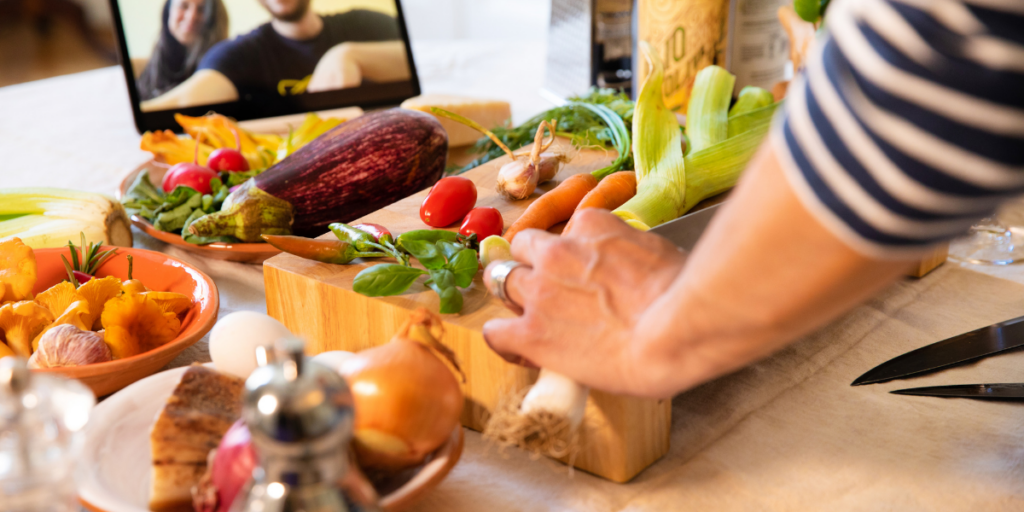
[110,0,420,132]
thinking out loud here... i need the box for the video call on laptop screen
[112,0,420,132]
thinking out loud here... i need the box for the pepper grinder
[0,357,95,512]
[231,338,381,512]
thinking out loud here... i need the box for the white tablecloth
[3,40,1024,512]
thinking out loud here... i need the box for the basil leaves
[352,230,479,314]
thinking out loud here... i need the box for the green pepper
[261,234,387,264]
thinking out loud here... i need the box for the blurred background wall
[0,0,549,88]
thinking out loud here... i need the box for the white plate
[77,365,464,512]
[78,366,194,512]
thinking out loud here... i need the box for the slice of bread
[149,365,244,512]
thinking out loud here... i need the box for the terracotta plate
[31,246,218,397]
[118,161,281,264]
[77,365,463,512]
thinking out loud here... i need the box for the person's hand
[308,43,362,92]
[483,209,687,397]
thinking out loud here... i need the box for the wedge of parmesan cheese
[401,94,512,147]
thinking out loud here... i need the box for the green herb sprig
[454,88,637,174]
[351,229,478,314]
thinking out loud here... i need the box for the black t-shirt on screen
[197,10,401,101]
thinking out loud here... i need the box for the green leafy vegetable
[402,239,446,270]
[456,88,637,174]
[353,264,428,296]
[352,229,482,314]
[448,249,479,288]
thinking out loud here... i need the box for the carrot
[562,171,637,235]
[503,173,598,242]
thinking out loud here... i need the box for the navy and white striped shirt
[773,0,1024,257]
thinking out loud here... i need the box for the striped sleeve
[772,0,1024,258]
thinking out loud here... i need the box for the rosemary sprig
[62,232,119,286]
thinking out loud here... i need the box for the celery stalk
[613,41,688,228]
[729,86,774,117]
[685,66,735,154]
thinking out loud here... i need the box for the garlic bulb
[28,324,112,368]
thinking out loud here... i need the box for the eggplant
[190,109,447,240]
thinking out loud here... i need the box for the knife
[649,203,722,251]
[891,383,1024,400]
[852,315,1024,386]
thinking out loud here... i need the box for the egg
[209,311,294,379]
[310,350,356,373]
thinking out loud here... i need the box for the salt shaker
[231,338,380,512]
[0,357,95,512]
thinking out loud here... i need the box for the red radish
[459,207,503,239]
[163,164,218,194]
[204,420,257,512]
[72,271,93,285]
[162,132,217,194]
[207,148,249,173]
[207,128,249,172]
[420,176,477,227]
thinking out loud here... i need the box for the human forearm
[140,69,238,112]
[309,41,410,92]
[344,41,410,83]
[636,144,912,396]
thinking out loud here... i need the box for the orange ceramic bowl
[30,246,218,397]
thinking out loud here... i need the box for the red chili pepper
[261,235,386,265]
[351,223,392,243]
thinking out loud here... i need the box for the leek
[683,119,772,211]
[613,42,688,228]
[729,86,775,117]
[728,101,780,138]
[614,50,777,228]
[685,65,735,153]
[0,188,133,248]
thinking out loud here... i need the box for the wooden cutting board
[264,140,672,483]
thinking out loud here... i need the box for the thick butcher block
[264,142,672,482]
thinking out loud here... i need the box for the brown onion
[339,309,463,470]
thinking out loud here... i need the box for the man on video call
[141,0,411,111]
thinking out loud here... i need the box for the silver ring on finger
[488,260,526,315]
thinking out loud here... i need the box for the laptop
[107,0,420,134]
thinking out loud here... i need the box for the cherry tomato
[459,207,503,239]
[351,223,392,243]
[207,148,250,172]
[420,176,477,227]
[162,163,218,194]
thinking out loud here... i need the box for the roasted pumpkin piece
[76,276,123,329]
[140,292,193,317]
[32,300,92,351]
[35,281,84,318]
[102,294,180,359]
[0,301,54,357]
[0,238,37,302]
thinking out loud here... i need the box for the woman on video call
[140,0,411,111]
[137,0,229,101]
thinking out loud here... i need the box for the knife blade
[891,383,1024,400]
[649,203,722,251]
[852,315,1024,386]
